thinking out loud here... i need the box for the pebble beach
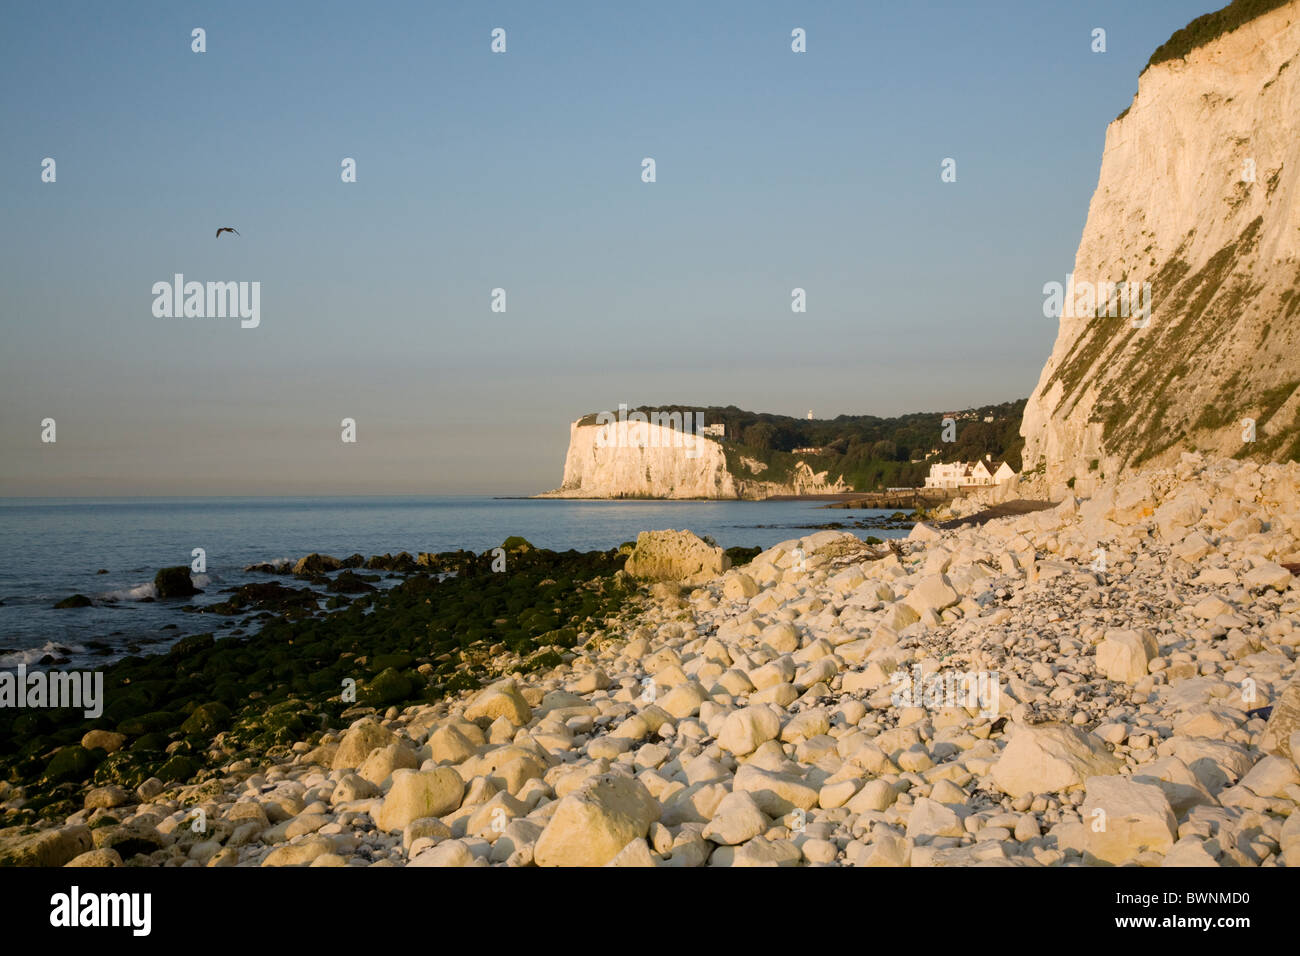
[5,453,1298,868]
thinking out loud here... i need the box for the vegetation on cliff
[1146,0,1292,71]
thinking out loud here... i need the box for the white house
[924,462,971,490]
[924,456,1017,490]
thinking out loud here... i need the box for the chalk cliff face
[1021,1,1300,498]
[538,419,848,499]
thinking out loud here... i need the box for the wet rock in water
[53,594,93,609]
[203,581,320,617]
[154,566,198,599]
[293,553,342,575]
[244,560,292,575]
[327,571,378,593]
[367,552,417,572]
[95,569,109,575]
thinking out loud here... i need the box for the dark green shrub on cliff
[1146,0,1290,71]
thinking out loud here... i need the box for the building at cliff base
[924,456,1017,490]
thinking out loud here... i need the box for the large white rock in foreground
[991,724,1122,798]
[534,773,660,867]
[623,530,731,585]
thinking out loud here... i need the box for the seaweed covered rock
[366,552,416,572]
[327,571,377,594]
[204,581,319,617]
[43,745,100,784]
[180,701,232,736]
[360,667,416,708]
[155,754,199,783]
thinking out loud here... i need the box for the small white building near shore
[924,455,1016,490]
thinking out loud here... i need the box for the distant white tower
[807,410,814,420]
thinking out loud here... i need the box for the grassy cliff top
[1146,0,1292,71]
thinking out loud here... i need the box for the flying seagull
[215,227,240,238]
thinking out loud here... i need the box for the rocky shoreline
[3,454,1299,867]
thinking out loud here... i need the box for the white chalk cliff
[1021,0,1300,499]
[538,419,848,499]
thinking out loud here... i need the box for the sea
[0,496,908,669]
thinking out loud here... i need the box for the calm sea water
[0,496,906,668]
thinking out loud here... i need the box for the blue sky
[0,0,1221,494]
